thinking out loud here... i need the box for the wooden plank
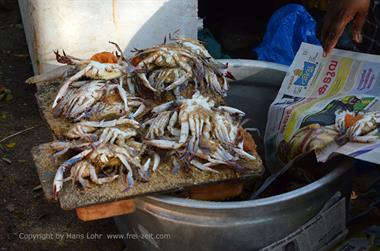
[35,84,71,138]
[31,143,58,202]
[76,199,136,221]
[32,142,263,210]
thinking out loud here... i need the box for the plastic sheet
[255,4,321,66]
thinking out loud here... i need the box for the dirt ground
[0,2,125,251]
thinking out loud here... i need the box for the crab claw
[216,106,246,116]
[53,165,65,200]
[144,139,183,149]
[25,65,73,85]
[152,153,160,172]
[52,148,93,199]
[52,68,87,108]
[225,71,236,80]
[137,73,157,92]
[140,158,152,180]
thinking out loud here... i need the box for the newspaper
[260,193,347,251]
[265,43,380,171]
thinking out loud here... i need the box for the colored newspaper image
[265,43,380,170]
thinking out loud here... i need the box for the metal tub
[114,60,355,251]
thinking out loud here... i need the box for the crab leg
[203,117,211,142]
[172,158,181,175]
[186,135,196,154]
[143,158,151,172]
[179,121,189,143]
[99,128,113,144]
[232,147,256,160]
[174,54,194,78]
[25,65,73,84]
[152,101,175,114]
[53,148,93,199]
[145,139,183,149]
[217,106,246,116]
[189,114,197,137]
[66,95,85,116]
[146,111,171,138]
[89,163,119,184]
[238,140,244,149]
[109,41,127,62]
[127,77,136,94]
[164,74,188,91]
[152,153,160,172]
[168,111,180,136]
[81,117,140,128]
[204,158,229,167]
[137,73,157,92]
[173,85,182,98]
[77,163,90,188]
[190,159,219,173]
[155,69,173,89]
[142,117,155,127]
[214,146,235,161]
[52,64,92,108]
[112,145,142,168]
[116,153,134,188]
[155,111,171,136]
[117,78,129,111]
[51,141,92,157]
[221,74,229,91]
[205,70,223,95]
[130,102,145,118]
[349,128,379,143]
[141,158,152,179]
[70,162,82,187]
[66,124,97,140]
[70,80,89,88]
[215,123,231,143]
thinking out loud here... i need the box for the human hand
[321,0,370,56]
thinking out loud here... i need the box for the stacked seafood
[27,38,259,199]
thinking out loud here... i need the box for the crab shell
[334,110,380,143]
[345,112,380,143]
[278,124,339,163]
[129,39,228,100]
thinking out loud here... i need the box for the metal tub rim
[217,59,289,73]
[141,159,351,210]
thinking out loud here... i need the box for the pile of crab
[27,38,258,199]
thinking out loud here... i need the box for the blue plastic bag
[255,4,321,66]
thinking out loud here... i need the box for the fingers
[322,14,351,56]
[322,0,370,56]
[351,10,368,43]
[321,1,343,56]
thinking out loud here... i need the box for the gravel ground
[0,2,125,250]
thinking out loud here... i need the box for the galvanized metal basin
[114,60,354,251]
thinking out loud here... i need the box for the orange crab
[90,51,118,64]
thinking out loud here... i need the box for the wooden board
[32,143,263,210]
[35,84,71,138]
[76,199,136,221]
